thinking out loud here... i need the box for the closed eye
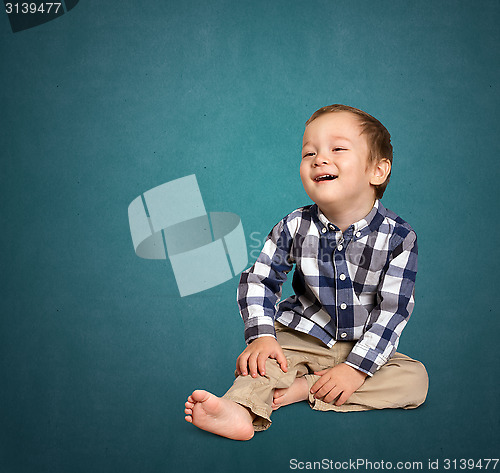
[333,147,346,152]
[302,152,316,158]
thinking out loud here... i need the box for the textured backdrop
[1,1,499,472]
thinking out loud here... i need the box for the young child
[184,104,428,440]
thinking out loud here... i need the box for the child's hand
[310,363,367,406]
[236,337,288,378]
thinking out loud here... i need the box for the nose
[313,152,329,167]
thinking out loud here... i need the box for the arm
[345,230,418,376]
[236,218,295,376]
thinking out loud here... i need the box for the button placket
[332,232,353,341]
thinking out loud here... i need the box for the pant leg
[222,324,330,431]
[305,350,429,412]
[222,354,309,431]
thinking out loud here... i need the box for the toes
[191,390,210,403]
[272,396,284,408]
[185,400,194,409]
[185,407,193,415]
[273,388,287,400]
[185,415,193,423]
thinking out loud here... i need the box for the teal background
[1,1,499,472]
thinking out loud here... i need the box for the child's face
[300,112,378,213]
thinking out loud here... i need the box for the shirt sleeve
[345,230,418,376]
[237,218,295,344]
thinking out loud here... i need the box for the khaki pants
[223,323,428,431]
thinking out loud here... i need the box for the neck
[320,198,376,233]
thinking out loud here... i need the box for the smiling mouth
[314,174,338,182]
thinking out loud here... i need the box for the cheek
[299,163,308,181]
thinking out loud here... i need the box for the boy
[184,104,428,440]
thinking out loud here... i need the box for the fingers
[235,338,289,378]
[236,352,249,376]
[310,372,330,394]
[257,348,289,376]
[248,352,259,377]
[257,353,267,377]
[310,372,343,403]
[312,378,336,400]
[323,386,343,404]
[310,381,354,405]
[236,350,267,378]
[310,365,365,405]
[334,391,351,406]
[275,350,288,373]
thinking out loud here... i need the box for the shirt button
[340,303,347,310]
[339,273,346,281]
[356,231,361,238]
[321,227,327,233]
[337,244,343,251]
[340,332,347,338]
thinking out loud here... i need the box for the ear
[370,159,391,186]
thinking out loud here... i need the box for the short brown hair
[306,104,393,199]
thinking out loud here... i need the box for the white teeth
[315,174,337,181]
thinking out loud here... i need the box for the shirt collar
[313,200,386,237]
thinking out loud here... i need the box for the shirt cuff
[344,361,373,377]
[244,322,277,344]
[246,333,277,345]
[345,344,389,377]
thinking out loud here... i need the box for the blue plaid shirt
[237,200,418,376]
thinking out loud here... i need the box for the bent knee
[406,360,429,407]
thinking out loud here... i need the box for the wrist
[343,362,368,379]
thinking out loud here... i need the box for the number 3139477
[5,3,62,14]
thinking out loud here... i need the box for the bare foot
[272,376,309,410]
[184,390,255,441]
